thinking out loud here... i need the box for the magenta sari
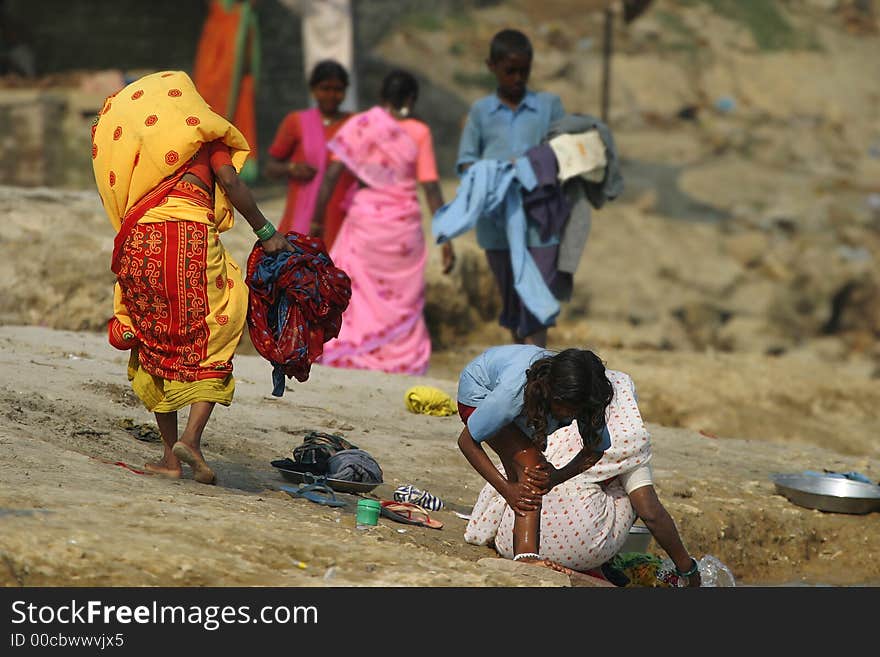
[319,106,431,375]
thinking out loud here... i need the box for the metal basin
[619,524,652,553]
[771,473,880,515]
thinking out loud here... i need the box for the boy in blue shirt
[456,29,566,348]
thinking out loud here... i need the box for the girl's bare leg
[144,411,182,478]
[510,445,546,555]
[487,425,550,557]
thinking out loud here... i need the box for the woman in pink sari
[265,60,357,250]
[311,70,455,375]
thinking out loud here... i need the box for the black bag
[292,431,358,475]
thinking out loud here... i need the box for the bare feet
[171,441,217,485]
[143,459,182,478]
[515,556,575,574]
[516,557,616,587]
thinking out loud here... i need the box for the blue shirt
[432,158,560,325]
[457,345,612,452]
[455,91,566,249]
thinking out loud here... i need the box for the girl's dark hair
[380,69,419,110]
[309,59,349,88]
[523,349,614,448]
[489,28,533,63]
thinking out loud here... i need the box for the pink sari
[290,107,328,234]
[320,106,430,375]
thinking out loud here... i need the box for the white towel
[548,130,607,183]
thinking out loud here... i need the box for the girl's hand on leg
[504,481,543,516]
[524,463,557,493]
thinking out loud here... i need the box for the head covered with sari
[92,70,250,237]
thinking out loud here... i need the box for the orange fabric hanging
[192,1,240,115]
[232,72,258,179]
[193,1,259,180]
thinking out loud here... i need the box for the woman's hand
[523,462,559,494]
[288,162,317,181]
[682,569,702,588]
[261,232,295,255]
[441,242,455,275]
[504,481,543,517]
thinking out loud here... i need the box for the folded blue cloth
[803,470,876,485]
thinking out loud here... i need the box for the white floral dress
[464,370,653,571]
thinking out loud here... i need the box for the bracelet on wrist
[254,221,276,241]
[512,552,541,562]
[675,557,700,578]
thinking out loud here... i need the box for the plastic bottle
[660,555,736,587]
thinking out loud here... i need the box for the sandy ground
[1,325,879,588]
[2,2,880,589]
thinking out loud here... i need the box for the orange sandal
[379,501,443,530]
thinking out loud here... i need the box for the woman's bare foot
[171,441,216,485]
[534,559,576,575]
[143,459,182,478]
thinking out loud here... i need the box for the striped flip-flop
[393,484,444,511]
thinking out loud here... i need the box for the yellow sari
[93,71,250,412]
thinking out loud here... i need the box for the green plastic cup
[356,499,381,528]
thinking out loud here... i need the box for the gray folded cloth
[326,449,383,483]
[544,113,623,295]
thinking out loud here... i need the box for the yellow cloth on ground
[92,69,249,234]
[405,386,457,417]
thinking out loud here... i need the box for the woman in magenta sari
[311,69,455,375]
[265,60,357,250]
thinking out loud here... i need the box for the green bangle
[254,221,276,241]
[675,557,700,578]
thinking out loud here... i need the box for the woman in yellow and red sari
[93,70,292,485]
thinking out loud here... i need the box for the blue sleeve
[595,424,612,453]
[455,105,482,175]
[466,380,524,443]
[550,94,566,122]
[578,418,612,454]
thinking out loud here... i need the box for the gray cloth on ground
[326,449,383,483]
[545,114,623,294]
